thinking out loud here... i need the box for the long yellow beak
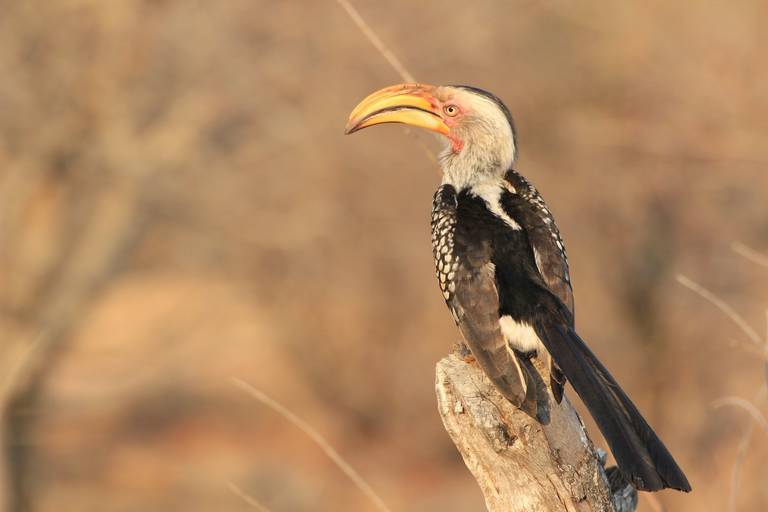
[344,83,449,136]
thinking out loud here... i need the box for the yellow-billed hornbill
[345,83,691,493]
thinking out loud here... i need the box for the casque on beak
[344,83,450,136]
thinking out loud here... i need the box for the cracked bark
[435,350,637,512]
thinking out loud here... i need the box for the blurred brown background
[1,1,767,511]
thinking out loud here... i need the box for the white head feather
[435,86,516,190]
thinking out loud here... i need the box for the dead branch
[436,351,637,512]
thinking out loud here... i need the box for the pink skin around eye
[437,99,466,153]
[425,95,466,153]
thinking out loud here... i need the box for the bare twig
[231,378,392,512]
[676,274,763,346]
[227,482,273,512]
[732,242,768,269]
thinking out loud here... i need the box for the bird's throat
[439,137,513,191]
[449,136,464,153]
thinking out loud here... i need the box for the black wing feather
[433,177,690,492]
[502,170,574,314]
[500,171,571,401]
[534,318,691,492]
[494,172,690,491]
[433,185,536,413]
[451,252,536,414]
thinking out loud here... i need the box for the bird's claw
[454,342,477,364]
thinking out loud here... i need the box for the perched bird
[345,83,691,493]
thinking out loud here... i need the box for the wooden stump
[436,351,637,512]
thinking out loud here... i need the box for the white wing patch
[532,247,546,282]
[499,315,543,353]
[470,182,521,230]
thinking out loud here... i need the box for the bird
[344,83,691,493]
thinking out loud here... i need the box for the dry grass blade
[678,268,768,509]
[227,482,273,512]
[732,242,768,269]
[676,274,762,346]
[334,0,438,167]
[726,387,767,512]
[712,396,768,434]
[729,422,754,512]
[764,309,768,386]
[725,337,765,357]
[231,378,392,512]
[334,0,414,83]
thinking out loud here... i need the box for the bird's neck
[438,129,515,191]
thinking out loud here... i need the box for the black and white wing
[502,170,574,315]
[431,185,536,413]
[494,173,690,491]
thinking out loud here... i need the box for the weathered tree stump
[436,350,637,512]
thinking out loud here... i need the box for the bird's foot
[454,342,476,364]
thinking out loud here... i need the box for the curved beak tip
[343,83,448,138]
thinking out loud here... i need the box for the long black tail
[535,321,691,492]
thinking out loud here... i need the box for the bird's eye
[443,104,459,117]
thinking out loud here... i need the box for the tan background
[1,1,767,511]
